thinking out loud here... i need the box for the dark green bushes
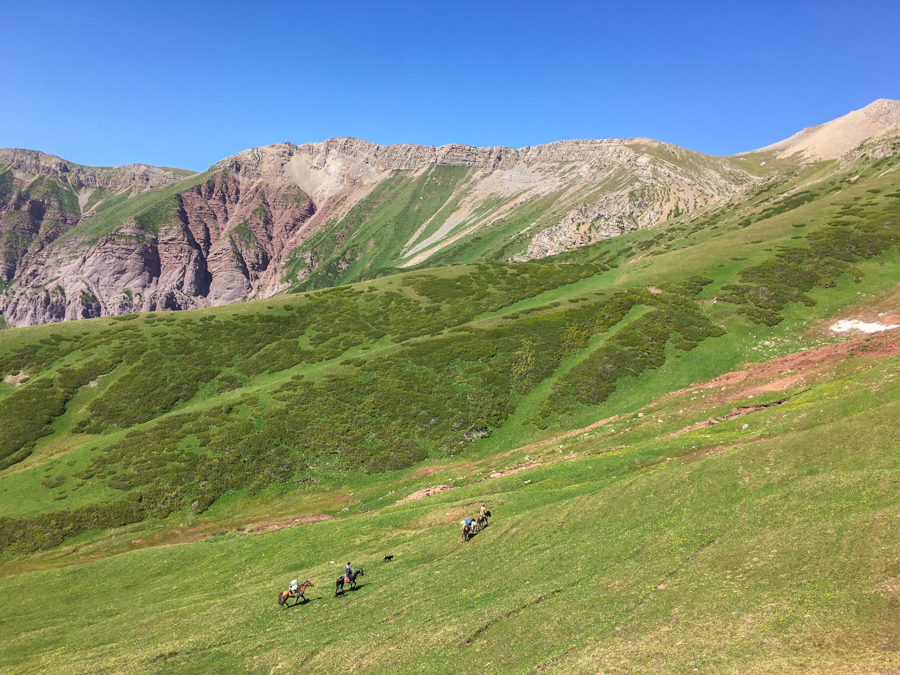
[0,379,68,470]
[0,495,145,553]
[543,278,723,416]
[47,288,643,529]
[721,201,900,324]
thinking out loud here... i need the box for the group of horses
[278,507,493,609]
[278,568,367,608]
[461,510,491,541]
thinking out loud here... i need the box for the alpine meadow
[2,100,900,674]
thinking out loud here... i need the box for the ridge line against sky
[2,0,898,172]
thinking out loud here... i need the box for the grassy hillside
[1,141,900,672]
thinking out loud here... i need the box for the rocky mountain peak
[753,98,900,162]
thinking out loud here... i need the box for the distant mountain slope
[0,149,189,283]
[0,138,755,326]
[1,99,897,328]
[750,98,900,161]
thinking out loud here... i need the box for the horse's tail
[278,592,285,607]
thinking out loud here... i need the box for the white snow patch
[830,319,900,334]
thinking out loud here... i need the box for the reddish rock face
[0,170,317,327]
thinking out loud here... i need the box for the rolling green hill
[1,125,900,673]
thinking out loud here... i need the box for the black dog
[383,555,394,562]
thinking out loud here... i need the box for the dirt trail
[674,328,900,403]
[668,391,807,438]
[52,513,336,571]
[394,485,456,505]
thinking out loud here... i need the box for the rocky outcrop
[0,172,317,327]
[524,195,648,259]
[0,148,188,190]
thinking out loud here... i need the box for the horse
[474,514,488,531]
[462,522,472,542]
[335,568,364,596]
[278,580,314,608]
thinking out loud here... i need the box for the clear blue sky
[2,0,898,171]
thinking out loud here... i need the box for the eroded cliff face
[0,170,316,327]
[0,149,189,286]
[221,137,756,271]
[0,138,756,327]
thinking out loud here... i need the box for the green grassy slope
[283,166,475,289]
[0,142,899,672]
[1,332,898,674]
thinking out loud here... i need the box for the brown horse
[278,580,314,608]
[462,523,472,542]
[474,514,488,531]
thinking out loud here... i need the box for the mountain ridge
[1,99,897,328]
[750,98,900,162]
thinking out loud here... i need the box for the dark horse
[462,523,473,542]
[335,568,364,596]
[278,580,314,608]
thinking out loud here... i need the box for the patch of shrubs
[0,494,145,553]
[721,200,900,325]
[542,277,724,417]
[0,378,68,470]
[42,289,643,532]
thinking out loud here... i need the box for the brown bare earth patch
[747,328,900,379]
[394,485,456,505]
[2,371,28,387]
[677,328,900,405]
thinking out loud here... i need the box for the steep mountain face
[0,170,316,326]
[0,149,188,284]
[218,137,756,288]
[0,139,756,327]
[2,98,897,328]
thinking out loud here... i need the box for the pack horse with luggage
[278,579,314,608]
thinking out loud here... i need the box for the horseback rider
[344,562,352,582]
[289,579,300,595]
[479,504,487,517]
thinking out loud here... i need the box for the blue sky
[2,0,898,171]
